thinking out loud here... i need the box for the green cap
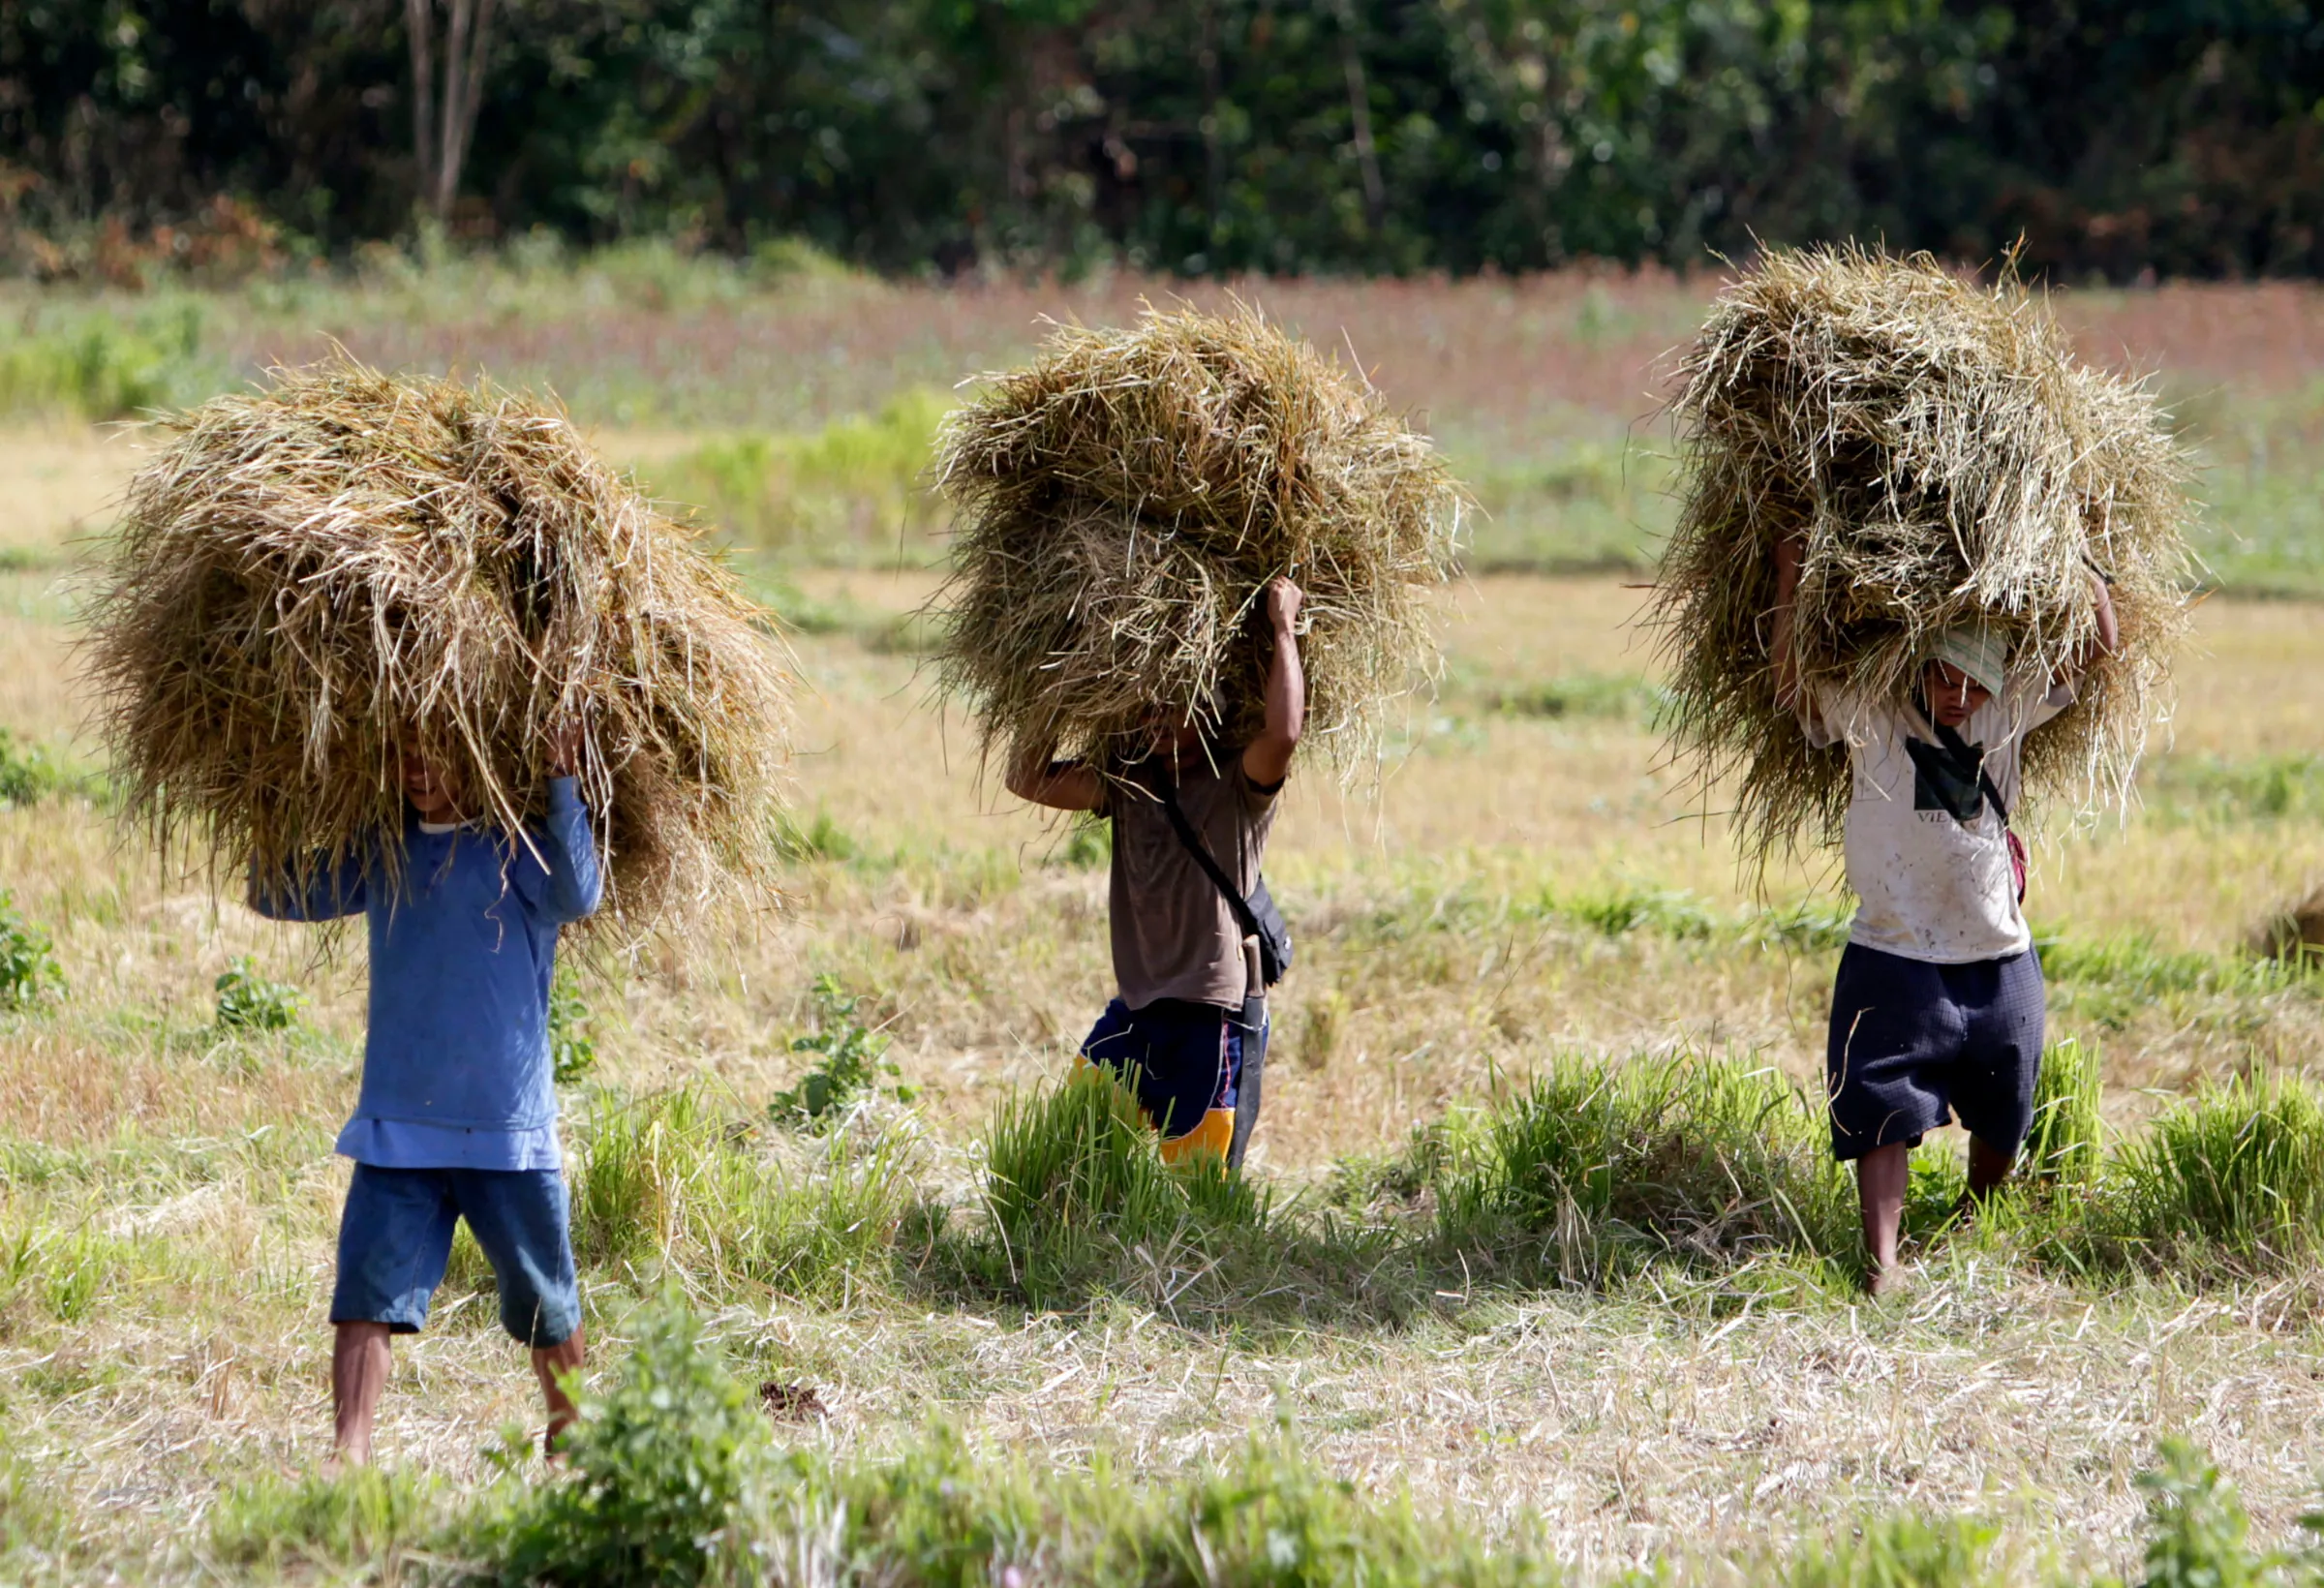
[1924,624,2008,698]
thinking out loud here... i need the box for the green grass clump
[572,1085,915,1301]
[2101,1075,2324,1272]
[2143,751,2324,825]
[651,387,952,559]
[0,315,188,421]
[2022,1037,2104,1189]
[0,728,98,808]
[207,1466,444,1576]
[982,1070,1236,1255]
[1435,1052,1853,1285]
[1485,669,1667,724]
[0,893,61,1012]
[1566,885,1716,939]
[212,956,301,1032]
[1779,1513,2003,1588]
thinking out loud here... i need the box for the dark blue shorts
[1824,943,2045,1162]
[331,1164,580,1348]
[1081,997,1246,1141]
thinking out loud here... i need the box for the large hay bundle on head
[932,302,1465,779]
[1650,245,2195,868]
[87,355,790,942]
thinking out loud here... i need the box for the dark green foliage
[0,893,61,1012]
[1434,1053,1854,1283]
[550,965,598,1085]
[212,957,301,1032]
[496,1298,768,1588]
[770,974,913,1126]
[4,1,2320,279]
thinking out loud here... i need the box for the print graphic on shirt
[1903,734,1987,823]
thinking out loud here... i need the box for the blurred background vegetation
[4,0,2323,284]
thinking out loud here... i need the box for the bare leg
[1965,1136,2015,1201]
[1855,1143,1910,1296]
[532,1326,586,1460]
[330,1322,393,1470]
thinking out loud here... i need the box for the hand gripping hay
[87,356,791,941]
[931,302,1465,779]
[1649,245,2195,869]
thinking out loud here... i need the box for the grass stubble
[4,278,2324,1580]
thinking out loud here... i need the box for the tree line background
[4,0,2322,281]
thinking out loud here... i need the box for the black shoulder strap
[1155,778,1266,943]
[1912,690,2011,825]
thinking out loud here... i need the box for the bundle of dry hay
[87,354,790,940]
[1650,244,2195,866]
[932,301,1465,779]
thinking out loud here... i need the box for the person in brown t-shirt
[1008,577,1305,1166]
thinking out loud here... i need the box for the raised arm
[1005,741,1104,813]
[1240,577,1305,790]
[510,776,604,925]
[2057,569,2119,686]
[1769,530,1805,713]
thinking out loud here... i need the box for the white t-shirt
[1800,672,2074,963]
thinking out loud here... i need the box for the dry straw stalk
[932,300,1466,781]
[1650,244,2195,867]
[86,354,791,942]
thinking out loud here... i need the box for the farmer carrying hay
[934,303,1463,1169]
[1651,246,2192,1295]
[86,355,789,1464]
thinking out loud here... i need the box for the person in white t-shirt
[1769,528,2118,1296]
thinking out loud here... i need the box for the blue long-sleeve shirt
[250,778,602,1170]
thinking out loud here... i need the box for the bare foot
[1864,1261,1908,1299]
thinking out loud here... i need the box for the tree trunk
[405,0,437,206]
[1336,2,1385,233]
[408,0,500,221]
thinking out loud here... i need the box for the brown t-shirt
[1101,750,1280,1011]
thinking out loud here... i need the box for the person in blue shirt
[251,728,601,1468]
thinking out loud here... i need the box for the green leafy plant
[213,957,301,1032]
[496,1296,769,1588]
[2137,1439,2277,1588]
[550,964,597,1084]
[0,893,61,1011]
[0,728,86,807]
[770,974,912,1125]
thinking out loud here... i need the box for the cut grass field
[6,263,2324,1582]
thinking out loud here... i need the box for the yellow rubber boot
[1158,1109,1235,1167]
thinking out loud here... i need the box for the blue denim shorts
[331,1164,580,1348]
[1081,997,1247,1141]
